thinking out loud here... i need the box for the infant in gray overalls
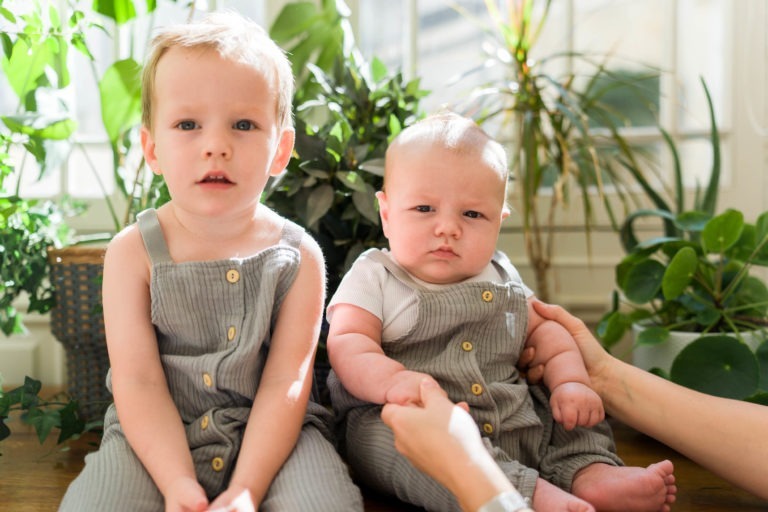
[327,248,622,510]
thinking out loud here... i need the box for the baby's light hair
[141,11,294,131]
[385,111,509,189]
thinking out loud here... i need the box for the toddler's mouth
[199,173,233,184]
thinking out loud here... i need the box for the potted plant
[598,208,768,403]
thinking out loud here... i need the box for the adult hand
[530,300,611,386]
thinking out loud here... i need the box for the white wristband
[477,490,532,512]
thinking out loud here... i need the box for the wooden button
[481,290,494,302]
[203,372,213,387]
[461,341,473,352]
[211,457,224,472]
[471,383,484,395]
[226,269,240,283]
[227,326,236,341]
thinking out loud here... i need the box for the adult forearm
[598,359,768,499]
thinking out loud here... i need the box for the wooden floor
[1,408,766,511]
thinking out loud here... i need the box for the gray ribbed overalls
[328,250,621,511]
[60,209,363,512]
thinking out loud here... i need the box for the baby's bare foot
[533,478,595,512]
[571,460,676,512]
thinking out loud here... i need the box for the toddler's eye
[234,120,256,130]
[415,205,433,213]
[464,210,482,219]
[177,120,197,130]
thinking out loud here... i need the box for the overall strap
[279,220,304,249]
[137,209,173,265]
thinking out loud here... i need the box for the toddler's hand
[208,487,255,512]
[164,476,208,512]
[549,382,605,430]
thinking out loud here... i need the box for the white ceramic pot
[631,323,765,374]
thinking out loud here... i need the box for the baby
[326,112,676,511]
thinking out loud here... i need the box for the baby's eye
[234,120,256,131]
[415,205,433,213]
[464,210,483,219]
[176,120,197,130]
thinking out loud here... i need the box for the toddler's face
[141,46,291,219]
[378,143,507,284]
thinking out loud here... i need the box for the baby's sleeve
[326,250,388,323]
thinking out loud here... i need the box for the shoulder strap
[137,209,173,265]
[279,219,304,249]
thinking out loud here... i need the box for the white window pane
[67,144,115,199]
[677,0,729,132]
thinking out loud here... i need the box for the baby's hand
[549,382,604,431]
[385,371,440,405]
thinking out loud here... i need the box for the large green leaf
[623,259,665,303]
[99,58,142,144]
[671,335,759,399]
[92,0,137,25]
[662,246,697,300]
[635,325,669,347]
[3,36,53,98]
[701,209,743,254]
[1,114,76,140]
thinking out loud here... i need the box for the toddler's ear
[269,128,296,177]
[501,205,511,220]
[140,126,162,176]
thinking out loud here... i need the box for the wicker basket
[48,246,111,422]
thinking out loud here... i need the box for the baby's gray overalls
[60,208,363,512]
[328,250,622,511]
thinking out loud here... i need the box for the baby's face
[378,143,507,284]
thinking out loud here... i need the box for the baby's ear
[375,191,390,234]
[501,205,511,220]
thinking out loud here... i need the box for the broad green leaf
[352,184,379,225]
[595,311,628,348]
[2,114,76,140]
[671,335,759,399]
[305,184,334,227]
[3,37,52,98]
[622,259,665,304]
[662,246,697,299]
[99,58,142,144]
[635,325,669,346]
[336,171,367,192]
[92,0,137,25]
[25,407,60,444]
[701,209,743,254]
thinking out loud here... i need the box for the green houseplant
[598,208,768,403]
[1,0,173,446]
[596,77,768,404]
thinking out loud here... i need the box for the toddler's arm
[327,303,437,405]
[213,236,326,508]
[525,297,604,430]
[103,227,208,511]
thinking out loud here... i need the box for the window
[355,0,732,201]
